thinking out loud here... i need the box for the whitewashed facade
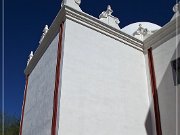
[20,1,180,135]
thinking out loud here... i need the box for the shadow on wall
[145,101,154,135]
[145,41,180,135]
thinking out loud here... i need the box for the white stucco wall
[58,19,149,135]
[22,34,59,135]
[144,52,157,135]
[151,35,180,135]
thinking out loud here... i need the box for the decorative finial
[27,51,33,65]
[107,5,113,15]
[170,2,180,21]
[136,24,148,35]
[133,24,153,41]
[39,25,49,44]
[61,0,82,11]
[61,0,64,7]
[173,2,180,13]
[43,25,49,34]
[99,5,120,29]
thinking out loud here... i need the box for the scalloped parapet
[61,0,82,11]
[171,2,180,21]
[99,5,120,30]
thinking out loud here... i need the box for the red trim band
[19,75,29,135]
[148,48,162,135]
[51,23,64,135]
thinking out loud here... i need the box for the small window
[171,57,180,85]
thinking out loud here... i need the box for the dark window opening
[171,57,180,85]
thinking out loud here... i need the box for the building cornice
[65,6,143,50]
[25,6,144,75]
[143,16,180,51]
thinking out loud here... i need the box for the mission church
[19,0,180,135]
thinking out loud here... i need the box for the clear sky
[3,0,176,118]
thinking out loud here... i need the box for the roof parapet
[99,5,120,30]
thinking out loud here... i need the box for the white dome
[121,22,161,37]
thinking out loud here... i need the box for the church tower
[19,1,180,135]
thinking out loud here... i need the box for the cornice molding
[143,16,180,50]
[64,6,143,50]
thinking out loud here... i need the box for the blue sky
[3,0,176,118]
